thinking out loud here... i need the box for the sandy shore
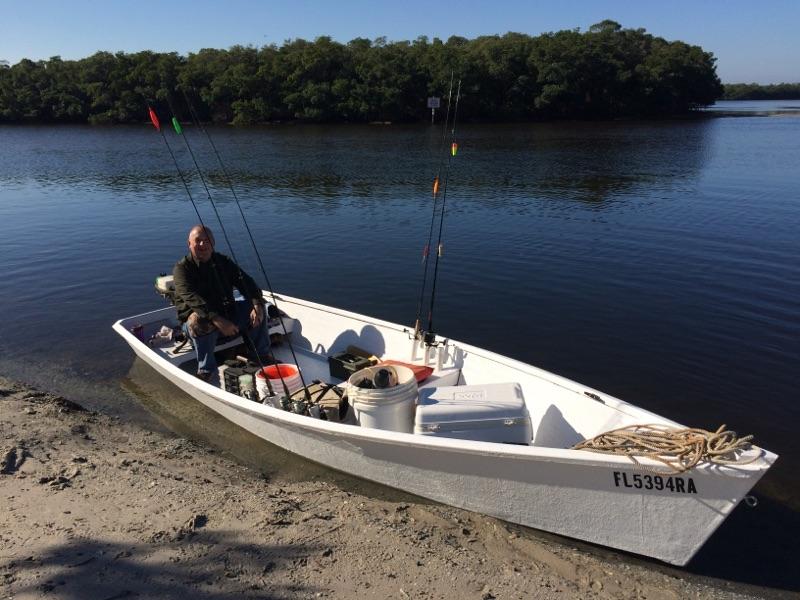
[0,375,768,599]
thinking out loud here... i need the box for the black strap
[171,338,189,354]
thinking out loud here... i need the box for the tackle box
[222,363,261,396]
[328,352,374,381]
[414,382,532,445]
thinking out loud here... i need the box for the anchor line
[414,73,454,340]
[425,78,462,344]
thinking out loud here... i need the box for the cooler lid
[416,382,527,426]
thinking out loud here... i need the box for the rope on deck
[572,424,760,473]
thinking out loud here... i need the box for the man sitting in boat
[173,224,270,382]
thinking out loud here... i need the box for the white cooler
[414,382,532,444]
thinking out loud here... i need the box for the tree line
[0,21,723,125]
[722,82,800,100]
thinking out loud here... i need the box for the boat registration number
[613,471,697,494]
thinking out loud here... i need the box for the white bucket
[256,364,303,405]
[347,365,418,433]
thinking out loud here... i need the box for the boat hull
[114,296,776,566]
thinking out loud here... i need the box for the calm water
[706,99,800,115]
[1,102,799,591]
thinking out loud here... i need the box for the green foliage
[722,82,800,100]
[0,23,724,124]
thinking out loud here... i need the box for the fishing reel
[411,321,445,348]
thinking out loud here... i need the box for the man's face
[189,228,214,263]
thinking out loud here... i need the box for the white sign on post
[427,97,441,123]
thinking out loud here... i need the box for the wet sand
[0,375,778,599]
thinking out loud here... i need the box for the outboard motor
[154,273,176,304]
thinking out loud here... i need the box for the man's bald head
[188,225,215,262]
[188,224,214,242]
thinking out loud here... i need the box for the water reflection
[0,120,713,207]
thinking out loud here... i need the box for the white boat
[113,292,777,566]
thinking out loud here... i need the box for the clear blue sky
[2,0,798,84]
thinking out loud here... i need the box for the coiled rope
[572,424,760,473]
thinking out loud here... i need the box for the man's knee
[187,312,216,337]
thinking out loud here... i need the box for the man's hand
[250,303,264,328]
[211,316,239,337]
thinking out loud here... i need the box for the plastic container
[257,363,303,404]
[380,359,434,383]
[238,373,258,402]
[347,365,418,433]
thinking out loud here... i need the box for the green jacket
[172,252,263,323]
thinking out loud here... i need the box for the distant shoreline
[2,106,798,128]
[0,24,723,125]
[721,82,800,101]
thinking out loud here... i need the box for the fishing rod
[165,97,309,400]
[423,78,462,345]
[147,106,208,229]
[178,89,309,391]
[149,104,283,399]
[413,73,454,340]
[179,89,273,288]
[147,105,273,390]
[167,104,298,399]
[165,99,240,279]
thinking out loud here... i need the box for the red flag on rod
[148,107,161,131]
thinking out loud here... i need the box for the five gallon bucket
[257,364,303,406]
[347,365,418,433]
